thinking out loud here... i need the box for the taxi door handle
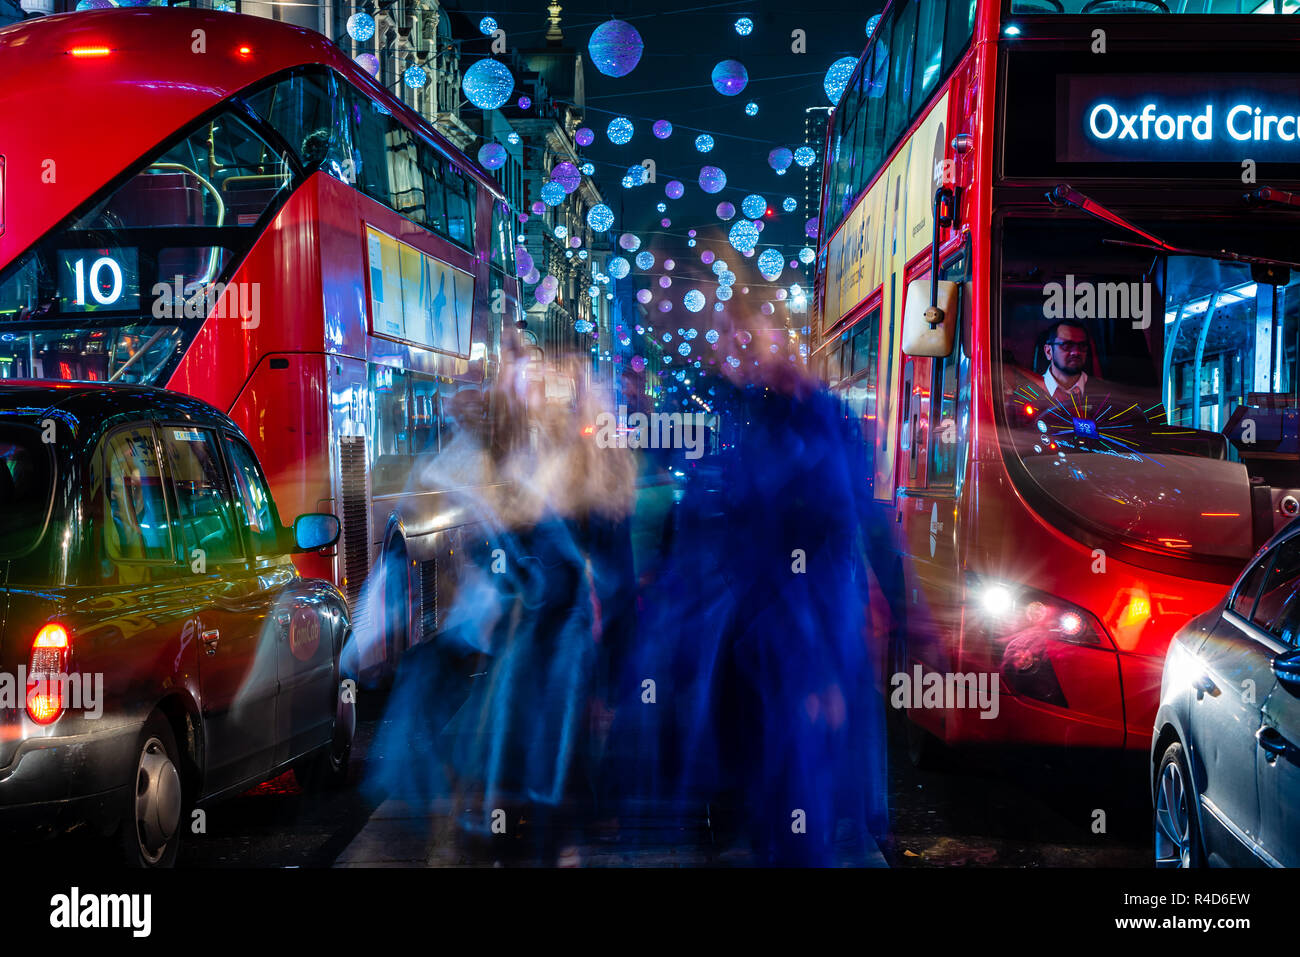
[201,628,220,656]
[1257,725,1290,761]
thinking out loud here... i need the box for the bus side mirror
[292,513,340,552]
[902,278,958,358]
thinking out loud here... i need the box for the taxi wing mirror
[902,277,958,358]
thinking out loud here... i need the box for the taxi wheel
[119,713,184,868]
[1154,741,1204,868]
[297,661,355,791]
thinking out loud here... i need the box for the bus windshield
[998,214,1300,560]
[0,100,294,384]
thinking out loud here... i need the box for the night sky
[459,0,883,323]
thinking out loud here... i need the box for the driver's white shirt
[1043,368,1087,402]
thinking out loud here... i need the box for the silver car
[1153,524,1300,867]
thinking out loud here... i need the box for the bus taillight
[67,46,111,57]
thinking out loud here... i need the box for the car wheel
[1154,740,1204,868]
[297,666,356,791]
[119,713,184,868]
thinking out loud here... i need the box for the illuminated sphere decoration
[716,201,736,220]
[540,181,565,206]
[623,165,647,188]
[659,276,672,288]
[536,285,557,306]
[678,342,692,357]
[404,64,429,89]
[588,285,600,298]
[516,248,533,277]
[728,219,758,252]
[689,229,697,238]
[462,58,515,110]
[706,329,720,344]
[684,290,706,313]
[698,166,727,194]
[587,204,615,232]
[783,196,798,212]
[790,260,799,269]
[685,328,697,340]
[608,257,631,279]
[665,259,675,270]
[355,53,380,77]
[768,147,793,172]
[824,56,857,106]
[631,356,646,372]
[530,201,545,216]
[517,95,532,110]
[805,217,820,238]
[554,225,568,241]
[661,218,671,228]
[541,274,559,291]
[689,239,697,247]
[77,0,115,8]
[479,16,498,35]
[657,202,667,213]
[719,271,736,286]
[347,12,376,42]
[867,14,882,36]
[712,260,727,275]
[636,251,656,270]
[575,127,595,147]
[775,288,788,300]
[794,146,817,168]
[570,237,582,248]
[741,194,766,219]
[666,180,685,200]
[525,267,540,284]
[607,117,634,144]
[478,143,507,170]
[700,250,715,265]
[735,17,754,35]
[653,120,673,140]
[619,233,641,252]
[659,301,672,313]
[711,60,749,96]
[588,19,644,78]
[716,285,733,301]
[581,162,595,175]
[745,101,759,116]
[637,289,653,304]
[695,134,715,153]
[761,302,775,316]
[508,132,520,145]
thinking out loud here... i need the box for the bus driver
[1040,319,1091,402]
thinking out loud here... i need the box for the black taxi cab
[0,382,353,866]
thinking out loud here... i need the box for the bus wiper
[1047,183,1300,275]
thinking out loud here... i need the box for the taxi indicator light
[67,46,112,57]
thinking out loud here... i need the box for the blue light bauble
[706,329,720,343]
[824,56,857,106]
[678,342,692,356]
[794,146,817,167]
[462,58,514,110]
[575,127,595,147]
[657,202,667,213]
[745,101,758,116]
[741,194,766,219]
[799,247,816,264]
[608,257,631,279]
[728,220,758,253]
[783,196,798,212]
[711,59,749,96]
[768,147,793,172]
[540,181,565,206]
[477,143,507,170]
[518,95,532,109]
[635,251,655,270]
[607,117,634,144]
[619,233,641,251]
[403,64,428,89]
[805,217,820,238]
[735,17,753,35]
[507,132,521,145]
[867,14,882,36]
[758,248,785,280]
[581,162,595,175]
[480,16,498,35]
[588,19,644,77]
[347,12,376,42]
[698,166,727,194]
[695,134,714,153]
[653,120,673,140]
[665,180,685,200]
[684,291,705,313]
[623,164,646,188]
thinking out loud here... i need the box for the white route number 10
[71,256,124,307]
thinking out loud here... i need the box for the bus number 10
[72,256,124,306]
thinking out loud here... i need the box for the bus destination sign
[1059,74,1300,164]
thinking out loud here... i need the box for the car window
[1251,537,1300,637]
[86,425,175,584]
[223,435,281,557]
[163,427,243,565]
[1231,552,1270,618]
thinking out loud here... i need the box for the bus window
[929,246,970,487]
[420,147,449,236]
[943,0,977,75]
[444,165,475,247]
[912,0,947,111]
[862,45,887,184]
[884,0,919,147]
[244,69,340,176]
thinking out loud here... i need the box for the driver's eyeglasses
[1050,340,1089,354]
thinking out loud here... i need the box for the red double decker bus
[815,0,1300,756]
[0,9,520,682]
